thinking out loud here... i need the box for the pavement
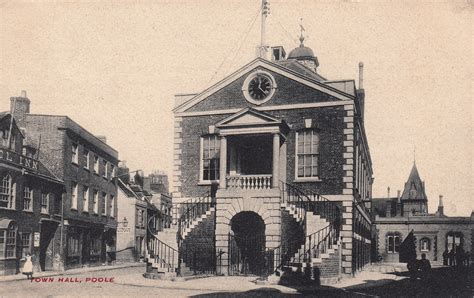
[1,263,471,297]
[0,262,144,283]
[0,263,399,297]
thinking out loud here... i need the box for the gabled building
[9,91,119,270]
[146,32,373,282]
[0,107,64,275]
[373,163,473,264]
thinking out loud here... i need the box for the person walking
[22,254,34,280]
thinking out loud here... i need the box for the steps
[145,207,215,278]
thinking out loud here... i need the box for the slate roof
[400,163,428,201]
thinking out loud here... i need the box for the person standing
[22,254,34,280]
[418,253,431,281]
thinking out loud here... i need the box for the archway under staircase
[228,211,266,276]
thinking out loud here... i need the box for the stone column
[272,133,280,188]
[219,136,227,189]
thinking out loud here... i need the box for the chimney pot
[21,90,27,98]
[358,62,364,89]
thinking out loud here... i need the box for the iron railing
[292,225,337,263]
[148,235,178,273]
[261,224,338,279]
[280,181,342,231]
[177,192,215,239]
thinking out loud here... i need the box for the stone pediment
[215,108,281,128]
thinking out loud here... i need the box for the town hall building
[146,26,373,283]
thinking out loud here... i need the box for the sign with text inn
[0,147,39,171]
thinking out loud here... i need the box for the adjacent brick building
[9,92,119,270]
[0,107,65,275]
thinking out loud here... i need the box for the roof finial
[299,18,305,46]
[413,145,416,165]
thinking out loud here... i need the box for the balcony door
[228,135,272,175]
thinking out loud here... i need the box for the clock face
[248,75,272,100]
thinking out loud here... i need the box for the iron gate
[227,232,269,276]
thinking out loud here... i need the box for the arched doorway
[228,211,265,275]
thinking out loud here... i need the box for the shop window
[21,233,31,258]
[296,130,320,178]
[41,193,49,214]
[420,238,430,251]
[387,232,401,253]
[23,186,33,211]
[90,237,101,256]
[0,174,15,209]
[200,135,220,182]
[67,234,80,257]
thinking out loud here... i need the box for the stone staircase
[145,195,215,279]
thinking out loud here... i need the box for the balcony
[226,174,272,190]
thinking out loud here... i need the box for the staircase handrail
[177,192,215,240]
[280,181,342,230]
[261,224,335,279]
[148,233,179,273]
[294,224,337,263]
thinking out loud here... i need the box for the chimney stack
[387,186,390,199]
[358,62,364,89]
[356,62,365,121]
[10,90,31,128]
[397,190,401,202]
[117,161,130,184]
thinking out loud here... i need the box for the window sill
[293,177,323,183]
[70,208,78,211]
[71,162,79,167]
[0,206,15,210]
[82,210,89,214]
[23,209,34,213]
[83,167,90,172]
[198,180,219,186]
[40,211,49,215]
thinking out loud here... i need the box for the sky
[0,1,472,216]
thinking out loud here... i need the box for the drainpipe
[60,192,66,271]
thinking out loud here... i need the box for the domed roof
[287,35,318,66]
[288,45,315,60]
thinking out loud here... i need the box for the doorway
[228,211,266,275]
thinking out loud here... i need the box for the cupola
[287,34,319,73]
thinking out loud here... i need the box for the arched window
[0,174,14,209]
[420,238,430,251]
[386,232,401,253]
[446,232,463,252]
[0,221,17,259]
